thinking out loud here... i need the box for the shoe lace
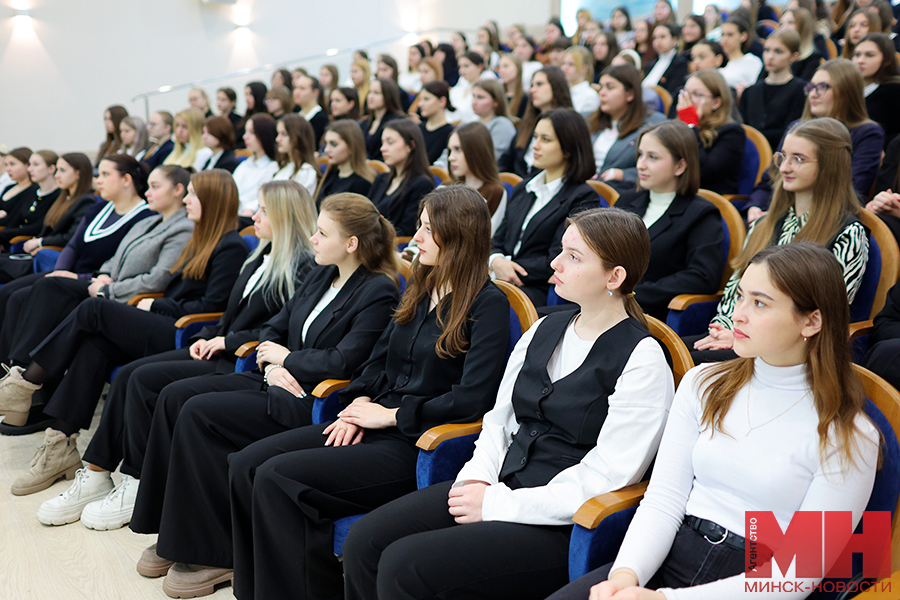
[58,468,88,500]
[101,478,131,506]
[29,437,52,469]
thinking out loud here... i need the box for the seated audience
[198,116,239,173]
[0,151,60,250]
[781,8,825,81]
[471,79,517,162]
[314,121,377,207]
[0,147,38,228]
[143,111,175,170]
[293,74,330,146]
[359,78,405,161]
[118,117,150,161]
[643,23,691,98]
[417,81,456,164]
[216,87,242,132]
[447,122,507,233]
[563,46,602,118]
[232,113,279,216]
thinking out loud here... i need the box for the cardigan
[738,77,808,151]
[315,171,373,208]
[55,201,154,275]
[98,208,194,301]
[865,82,900,149]
[593,111,668,190]
[615,190,725,319]
[0,187,60,246]
[254,264,399,427]
[455,312,673,525]
[360,112,405,161]
[368,172,435,236]
[38,194,97,248]
[148,229,248,318]
[339,279,510,442]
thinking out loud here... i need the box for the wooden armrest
[174,312,224,328]
[35,245,64,252]
[572,481,649,530]
[416,421,483,451]
[311,379,350,397]
[849,320,875,341]
[127,292,163,306]
[723,194,749,204]
[667,293,723,311]
[235,341,259,358]
[9,236,32,244]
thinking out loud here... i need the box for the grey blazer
[99,208,195,301]
[594,111,668,187]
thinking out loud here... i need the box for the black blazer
[616,190,725,319]
[340,279,510,442]
[315,171,373,208]
[498,138,535,179]
[865,82,900,149]
[360,112,404,161]
[203,149,240,173]
[38,194,97,248]
[256,264,400,427]
[696,122,746,195]
[368,173,435,236]
[0,183,38,227]
[150,230,248,318]
[142,139,175,171]
[792,52,823,82]
[492,174,598,306]
[0,188,61,246]
[644,54,690,98]
[194,248,316,356]
[307,110,330,147]
[738,78,807,151]
[872,279,900,347]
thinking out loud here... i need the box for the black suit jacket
[308,110,330,147]
[369,173,435,236]
[492,175,598,305]
[498,140,535,179]
[256,264,400,427]
[696,122,746,195]
[616,190,725,319]
[204,149,241,173]
[644,54,690,98]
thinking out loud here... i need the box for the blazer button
[530,430,538,437]
[520,457,527,465]
[541,387,549,394]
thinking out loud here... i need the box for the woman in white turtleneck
[549,240,880,600]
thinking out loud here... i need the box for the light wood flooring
[0,399,236,599]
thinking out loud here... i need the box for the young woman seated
[264,86,293,119]
[0,147,38,227]
[119,117,150,160]
[470,79,517,163]
[273,114,319,195]
[550,242,879,600]
[512,34,544,89]
[615,120,725,319]
[447,122,507,234]
[36,180,317,529]
[350,58,372,110]
[143,111,175,170]
[368,119,436,236]
[497,54,527,119]
[342,207,675,600]
[680,14,706,58]
[690,118,869,363]
[401,44,425,94]
[235,82,268,149]
[376,54,413,113]
[853,32,900,147]
[0,150,60,251]
[740,29,809,151]
[718,15,764,91]
[292,74,330,147]
[153,187,511,599]
[592,31,621,83]
[562,46,602,119]
[359,78,406,162]
[449,51,491,124]
[780,8,825,82]
[591,64,667,193]
[498,67,574,178]
[329,87,361,121]
[643,23,691,99]
[610,6,636,50]
[841,8,881,60]
[231,113,279,216]
[163,108,213,174]
[676,69,747,195]
[95,105,128,167]
[491,108,598,307]
[416,81,456,164]
[199,116,239,173]
[634,20,657,72]
[216,87,242,132]
[315,121,377,207]
[0,169,248,496]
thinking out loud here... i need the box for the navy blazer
[696,122,746,196]
[644,54,690,98]
[616,190,725,319]
[203,149,241,173]
[142,139,175,171]
[492,174,599,306]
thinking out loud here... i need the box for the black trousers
[343,480,572,600]
[682,333,739,364]
[30,298,177,430]
[228,424,420,600]
[81,347,229,475]
[0,275,91,366]
[0,253,36,283]
[546,522,746,600]
[0,272,48,350]
[863,339,900,391]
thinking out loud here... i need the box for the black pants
[0,275,91,366]
[30,297,177,430]
[228,424,420,600]
[0,272,48,347]
[682,333,739,364]
[546,522,746,600]
[343,480,572,600]
[863,339,900,391]
[0,252,36,283]
[81,347,228,475]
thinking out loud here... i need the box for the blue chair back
[33,248,61,273]
[737,136,759,196]
[242,234,260,253]
[850,230,881,324]
[10,240,26,254]
[501,180,514,198]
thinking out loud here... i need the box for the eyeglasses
[803,82,833,96]
[773,152,818,168]
[684,90,712,102]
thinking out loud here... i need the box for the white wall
[0,0,553,155]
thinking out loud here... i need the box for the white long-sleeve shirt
[454,316,674,525]
[232,154,278,214]
[611,360,879,599]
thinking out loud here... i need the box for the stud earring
[606,290,613,297]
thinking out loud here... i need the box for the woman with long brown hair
[342,207,674,600]
[551,242,879,600]
[471,79,517,161]
[0,169,248,497]
[447,122,506,232]
[0,150,61,250]
[273,114,320,195]
[314,121,376,206]
[691,118,869,362]
[0,147,37,226]
[96,105,129,166]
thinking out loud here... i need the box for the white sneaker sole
[80,506,133,531]
[36,488,115,526]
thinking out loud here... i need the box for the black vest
[498,310,651,489]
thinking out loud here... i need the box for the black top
[315,171,373,208]
[497,138,535,179]
[359,112,405,161]
[368,172,435,236]
[615,190,725,319]
[226,111,243,132]
[739,77,807,151]
[256,264,401,427]
[0,183,38,227]
[149,229,248,318]
[339,279,511,442]
[39,194,97,248]
[865,82,900,149]
[644,53,690,99]
[203,149,241,173]
[695,122,746,195]
[875,134,900,196]
[419,122,455,164]
[56,201,154,275]
[872,279,900,347]
[307,109,330,148]
[0,188,61,246]
[792,53,823,82]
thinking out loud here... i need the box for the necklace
[745,389,809,437]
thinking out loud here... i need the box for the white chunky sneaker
[81,474,139,531]
[36,468,114,526]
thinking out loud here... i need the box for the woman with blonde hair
[692,118,869,362]
[164,108,212,173]
[497,53,527,119]
[676,69,746,194]
[314,121,377,205]
[351,58,372,111]
[562,46,601,118]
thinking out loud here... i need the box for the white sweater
[611,359,879,600]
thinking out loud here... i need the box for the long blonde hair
[352,59,371,109]
[164,108,206,169]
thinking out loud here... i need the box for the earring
[606,290,613,297]
[803,337,808,342]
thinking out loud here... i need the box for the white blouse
[232,155,279,214]
[273,162,318,196]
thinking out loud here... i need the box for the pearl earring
[606,290,613,297]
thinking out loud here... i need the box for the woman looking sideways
[447,122,507,234]
[314,121,377,207]
[853,33,900,147]
[96,105,128,167]
[497,54,527,119]
[0,151,60,250]
[359,78,405,162]
[273,114,319,196]
[231,113,279,216]
[329,87,361,121]
[164,108,213,173]
[0,147,37,226]
[199,116,239,173]
[235,82,269,149]
[562,46,602,119]
[643,23,691,99]
[416,81,456,164]
[350,59,371,111]
[780,8,825,82]
[471,79,517,162]
[717,15,763,90]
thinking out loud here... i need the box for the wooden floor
[0,399,236,599]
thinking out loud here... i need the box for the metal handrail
[130,28,461,120]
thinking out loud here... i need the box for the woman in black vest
[342,207,674,600]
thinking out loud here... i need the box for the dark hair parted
[99,154,150,198]
[449,122,501,187]
[383,118,432,190]
[243,81,269,123]
[516,66,573,147]
[7,147,32,169]
[422,80,456,112]
[332,87,361,120]
[566,208,651,327]
[44,152,93,229]
[697,242,875,468]
[171,169,239,279]
[249,113,278,160]
[277,114,319,183]
[319,193,399,285]
[99,105,129,160]
[589,64,647,137]
[857,33,900,84]
[217,87,237,103]
[153,165,191,197]
[394,186,493,358]
[536,108,597,183]
[637,120,700,196]
[370,78,404,117]
[204,116,236,150]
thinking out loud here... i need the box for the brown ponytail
[319,193,399,285]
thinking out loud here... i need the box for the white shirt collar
[302,104,322,120]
